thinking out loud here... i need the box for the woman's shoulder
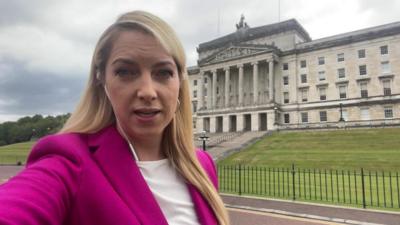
[195,149,218,187]
[195,149,215,167]
[27,132,89,166]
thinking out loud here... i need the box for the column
[212,69,217,109]
[269,60,274,101]
[207,74,212,109]
[224,67,230,108]
[223,115,229,132]
[198,72,204,109]
[210,116,216,133]
[252,62,259,104]
[238,64,244,106]
[267,110,277,130]
[196,117,203,133]
[236,114,244,131]
[251,113,259,131]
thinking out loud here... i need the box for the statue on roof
[236,14,249,30]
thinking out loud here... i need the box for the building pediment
[199,45,277,65]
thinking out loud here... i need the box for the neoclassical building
[188,17,400,133]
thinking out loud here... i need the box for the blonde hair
[61,11,229,225]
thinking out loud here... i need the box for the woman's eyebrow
[111,58,137,65]
[152,60,175,68]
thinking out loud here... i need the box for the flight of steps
[194,131,273,161]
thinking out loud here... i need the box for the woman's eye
[115,68,137,77]
[115,68,130,76]
[156,69,173,78]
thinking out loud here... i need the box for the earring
[96,71,101,80]
[177,99,181,107]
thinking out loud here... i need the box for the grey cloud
[0,57,86,116]
[0,0,55,26]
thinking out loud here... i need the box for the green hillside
[0,141,35,164]
[219,128,400,171]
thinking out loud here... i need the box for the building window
[361,108,370,120]
[284,113,290,123]
[301,112,308,123]
[319,87,326,100]
[359,65,367,76]
[383,79,391,96]
[318,56,325,65]
[337,53,344,62]
[339,85,347,99]
[381,61,391,74]
[318,71,326,81]
[283,76,289,85]
[283,63,289,70]
[193,90,197,98]
[380,45,388,55]
[360,82,368,98]
[384,107,393,118]
[320,111,327,122]
[337,68,346,79]
[301,89,308,102]
[193,80,197,86]
[204,77,207,83]
[192,101,197,112]
[300,60,307,68]
[283,92,289,104]
[204,88,207,96]
[216,87,219,94]
[301,74,307,83]
[358,49,366,58]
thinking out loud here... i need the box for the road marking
[228,208,342,225]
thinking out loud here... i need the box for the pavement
[222,194,400,225]
[228,207,343,225]
[0,166,23,183]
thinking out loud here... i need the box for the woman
[0,11,229,225]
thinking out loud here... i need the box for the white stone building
[188,18,400,133]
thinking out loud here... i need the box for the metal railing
[218,164,400,209]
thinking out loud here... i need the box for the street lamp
[273,106,278,125]
[198,130,209,151]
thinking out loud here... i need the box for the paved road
[223,195,399,225]
[229,208,341,225]
[0,166,23,183]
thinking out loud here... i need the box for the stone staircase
[194,131,274,161]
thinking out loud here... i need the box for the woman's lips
[133,109,161,121]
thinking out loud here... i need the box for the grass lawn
[0,141,35,164]
[219,128,400,171]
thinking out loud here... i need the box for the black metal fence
[217,164,400,209]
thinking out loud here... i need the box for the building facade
[188,18,400,133]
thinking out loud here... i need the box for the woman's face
[104,30,180,141]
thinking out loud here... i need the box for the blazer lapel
[188,184,218,225]
[87,125,168,225]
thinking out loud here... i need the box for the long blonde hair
[61,11,229,225]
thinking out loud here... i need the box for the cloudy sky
[1,0,400,123]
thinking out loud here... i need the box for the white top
[137,159,200,225]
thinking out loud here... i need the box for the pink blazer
[0,125,218,225]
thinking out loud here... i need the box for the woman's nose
[136,74,157,101]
